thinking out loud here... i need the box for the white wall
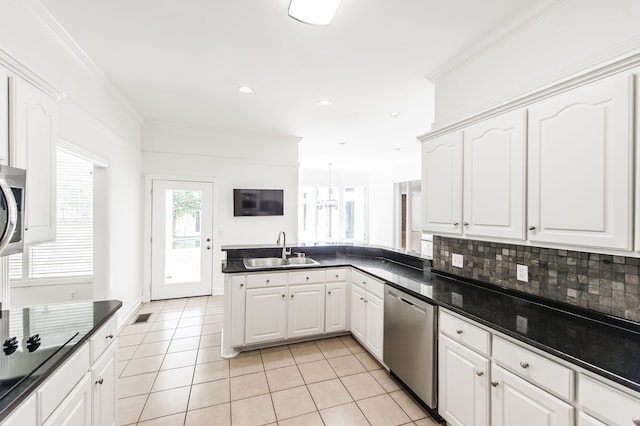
[0,0,143,324]
[142,121,301,295]
[432,0,640,129]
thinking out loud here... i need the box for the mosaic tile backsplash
[433,236,640,322]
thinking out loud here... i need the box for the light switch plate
[517,264,528,282]
[452,254,463,268]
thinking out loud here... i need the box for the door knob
[476,371,484,377]
[206,246,211,250]
[206,238,211,242]
[520,361,530,369]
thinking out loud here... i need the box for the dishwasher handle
[388,290,427,315]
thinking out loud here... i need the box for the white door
[438,334,489,426]
[364,292,383,360]
[151,179,214,300]
[245,287,287,344]
[463,110,526,241]
[325,282,348,333]
[350,285,366,342]
[422,131,463,235]
[491,364,573,426]
[528,72,633,250]
[288,283,325,338]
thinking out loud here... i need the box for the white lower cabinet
[350,284,366,342]
[1,395,37,426]
[288,283,325,338]
[91,343,117,426]
[438,334,489,426]
[578,373,640,426]
[245,286,287,344]
[363,292,383,360]
[578,412,607,426]
[491,364,573,426]
[325,282,348,333]
[43,373,92,426]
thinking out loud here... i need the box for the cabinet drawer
[579,373,640,425]
[90,315,117,364]
[439,310,490,356]
[38,343,90,423]
[351,269,384,298]
[493,336,574,400]
[289,269,325,284]
[246,272,288,288]
[325,268,347,282]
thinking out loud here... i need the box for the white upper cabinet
[0,68,8,166]
[463,110,526,240]
[423,131,463,235]
[11,78,57,245]
[528,72,633,250]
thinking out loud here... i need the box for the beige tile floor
[117,295,441,426]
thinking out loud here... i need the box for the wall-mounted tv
[233,189,284,216]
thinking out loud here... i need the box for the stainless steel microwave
[0,166,26,257]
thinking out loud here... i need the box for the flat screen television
[233,189,284,216]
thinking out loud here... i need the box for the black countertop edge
[0,300,122,421]
[433,270,640,335]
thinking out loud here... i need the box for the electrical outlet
[70,291,77,300]
[517,264,528,282]
[452,253,463,268]
[516,315,528,334]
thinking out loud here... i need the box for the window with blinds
[9,150,94,281]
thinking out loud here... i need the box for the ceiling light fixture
[316,99,333,107]
[389,112,399,118]
[238,86,253,94]
[288,0,343,26]
[338,141,346,145]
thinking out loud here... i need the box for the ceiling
[41,0,549,169]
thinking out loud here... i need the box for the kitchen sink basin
[243,256,319,269]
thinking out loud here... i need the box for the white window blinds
[9,150,94,280]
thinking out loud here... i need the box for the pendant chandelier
[316,163,338,210]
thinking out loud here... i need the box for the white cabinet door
[43,373,92,426]
[91,343,117,426]
[364,292,383,361]
[230,275,246,347]
[438,334,489,426]
[325,282,348,333]
[11,78,57,245]
[578,412,607,426]
[288,283,325,339]
[463,110,526,240]
[0,68,8,166]
[422,131,463,235]
[491,364,573,426]
[528,73,633,250]
[0,394,36,426]
[245,286,287,344]
[350,285,366,342]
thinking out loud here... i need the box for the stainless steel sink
[243,256,319,269]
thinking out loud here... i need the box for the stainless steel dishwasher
[383,285,437,409]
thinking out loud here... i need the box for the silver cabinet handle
[281,294,285,299]
[491,381,499,387]
[364,299,368,303]
[463,222,469,226]
[206,246,211,250]
[476,371,484,377]
[456,329,463,335]
[266,279,270,284]
[328,291,332,295]
[335,274,339,278]
[528,226,536,230]
[106,334,114,339]
[305,276,309,280]
[453,222,459,226]
[632,417,640,425]
[520,361,530,369]
[240,283,244,287]
[95,378,104,385]
[360,297,364,301]
[362,281,367,285]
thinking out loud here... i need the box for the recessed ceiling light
[394,147,401,151]
[389,112,400,118]
[238,86,253,94]
[338,141,346,145]
[316,99,333,107]
[288,0,343,26]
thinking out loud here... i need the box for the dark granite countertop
[0,299,122,421]
[222,246,640,394]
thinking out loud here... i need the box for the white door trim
[143,174,219,302]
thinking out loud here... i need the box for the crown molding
[19,0,143,124]
[0,47,65,101]
[419,48,640,142]
[426,0,569,82]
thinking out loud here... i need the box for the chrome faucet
[276,231,290,260]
